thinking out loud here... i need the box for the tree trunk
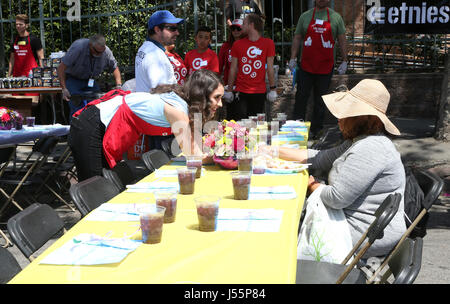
[435,54,450,141]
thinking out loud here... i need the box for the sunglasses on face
[231,26,241,32]
[163,25,179,32]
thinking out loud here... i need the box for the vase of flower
[0,107,23,130]
[203,120,256,170]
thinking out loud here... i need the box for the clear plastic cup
[195,195,220,232]
[231,171,252,200]
[154,190,178,223]
[186,155,203,179]
[176,167,197,194]
[26,116,35,127]
[237,152,253,172]
[139,205,166,244]
[257,113,266,122]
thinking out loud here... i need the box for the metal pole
[39,0,46,54]
[193,0,198,34]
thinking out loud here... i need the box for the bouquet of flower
[0,107,23,130]
[203,120,256,169]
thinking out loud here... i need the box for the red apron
[300,8,335,74]
[102,96,173,168]
[13,36,39,96]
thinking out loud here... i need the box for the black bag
[404,167,428,238]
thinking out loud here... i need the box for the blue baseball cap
[147,10,184,30]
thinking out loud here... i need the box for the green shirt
[294,8,346,60]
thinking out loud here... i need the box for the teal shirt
[294,8,346,61]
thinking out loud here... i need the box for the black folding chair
[376,237,424,284]
[69,175,120,217]
[296,193,401,284]
[7,203,66,261]
[103,160,151,192]
[160,137,182,158]
[142,149,171,171]
[367,169,443,283]
[0,246,22,284]
[0,136,60,215]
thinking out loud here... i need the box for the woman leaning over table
[270,79,407,258]
[68,69,224,181]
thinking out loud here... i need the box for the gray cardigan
[308,134,407,257]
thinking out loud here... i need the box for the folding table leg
[0,229,13,248]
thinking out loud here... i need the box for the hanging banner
[364,0,450,34]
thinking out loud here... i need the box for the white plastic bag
[297,185,353,264]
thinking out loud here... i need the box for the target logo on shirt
[230,37,276,94]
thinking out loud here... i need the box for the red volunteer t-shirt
[166,51,187,85]
[185,48,220,75]
[218,41,233,84]
[230,37,275,94]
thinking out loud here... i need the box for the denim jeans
[66,76,101,120]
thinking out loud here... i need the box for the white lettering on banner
[367,0,449,25]
[67,0,81,22]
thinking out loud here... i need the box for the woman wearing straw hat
[274,79,407,257]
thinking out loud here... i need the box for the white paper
[39,234,141,265]
[249,186,297,200]
[216,208,283,232]
[85,203,141,221]
[125,181,179,193]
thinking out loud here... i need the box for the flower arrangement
[203,120,256,169]
[0,107,23,130]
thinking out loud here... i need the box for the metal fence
[1,0,449,82]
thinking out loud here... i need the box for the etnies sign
[364,0,450,34]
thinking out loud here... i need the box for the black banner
[364,0,450,34]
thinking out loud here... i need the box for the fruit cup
[195,195,220,232]
[186,155,203,178]
[177,167,197,194]
[231,171,252,200]
[154,190,178,223]
[139,205,166,244]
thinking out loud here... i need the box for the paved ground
[1,117,449,283]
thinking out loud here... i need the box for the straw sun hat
[322,79,401,135]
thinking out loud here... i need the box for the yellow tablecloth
[9,164,308,284]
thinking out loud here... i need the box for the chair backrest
[69,175,120,217]
[7,203,65,259]
[0,247,22,284]
[310,125,343,150]
[161,137,181,158]
[102,168,124,192]
[123,159,152,180]
[381,237,423,284]
[413,169,444,211]
[367,192,402,244]
[33,136,59,155]
[142,149,170,170]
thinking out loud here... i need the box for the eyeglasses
[163,25,179,32]
[231,26,241,32]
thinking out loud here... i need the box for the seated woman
[69,69,224,181]
[275,79,407,257]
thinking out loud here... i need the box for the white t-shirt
[135,40,176,92]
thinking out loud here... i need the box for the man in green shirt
[289,0,348,138]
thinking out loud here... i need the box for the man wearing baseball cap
[135,10,184,93]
